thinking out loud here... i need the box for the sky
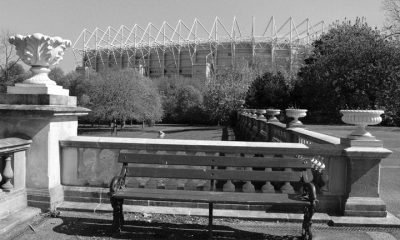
[0,0,387,72]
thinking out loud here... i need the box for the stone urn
[249,109,257,118]
[256,109,266,119]
[286,109,307,127]
[266,109,281,122]
[8,33,71,95]
[340,110,384,139]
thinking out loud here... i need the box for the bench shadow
[53,216,301,240]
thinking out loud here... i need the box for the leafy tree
[0,30,21,84]
[204,61,254,125]
[173,85,205,124]
[85,68,163,125]
[56,69,95,105]
[48,67,65,83]
[382,0,400,36]
[0,61,26,92]
[153,76,207,124]
[295,18,400,124]
[245,72,290,109]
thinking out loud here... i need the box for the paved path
[6,211,400,240]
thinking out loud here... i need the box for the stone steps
[0,207,41,236]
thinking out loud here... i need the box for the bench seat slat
[126,167,303,181]
[119,153,311,168]
[113,188,309,205]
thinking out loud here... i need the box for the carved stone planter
[286,109,307,127]
[8,33,71,95]
[266,109,281,122]
[249,109,257,118]
[340,110,384,139]
[256,109,266,119]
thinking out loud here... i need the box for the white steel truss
[73,17,325,75]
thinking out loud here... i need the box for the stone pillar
[339,109,392,217]
[0,33,90,211]
[0,96,89,212]
[343,141,392,217]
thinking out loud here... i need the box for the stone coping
[289,127,341,145]
[257,118,341,145]
[0,104,90,117]
[60,136,344,156]
[0,138,31,154]
[344,147,393,159]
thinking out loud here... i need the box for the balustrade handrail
[60,136,344,156]
[241,112,341,146]
[288,127,341,145]
[0,138,32,154]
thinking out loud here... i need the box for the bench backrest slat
[125,167,303,182]
[119,153,311,169]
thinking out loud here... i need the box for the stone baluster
[242,167,255,193]
[261,168,275,193]
[0,158,2,192]
[222,167,236,192]
[1,155,14,192]
[256,109,267,141]
[222,153,236,192]
[251,116,259,141]
[245,115,253,140]
[280,168,295,194]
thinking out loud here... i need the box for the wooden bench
[109,149,317,240]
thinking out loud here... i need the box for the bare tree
[382,0,400,37]
[0,30,20,82]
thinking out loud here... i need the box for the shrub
[295,18,400,125]
[84,68,163,124]
[154,76,209,124]
[245,72,290,109]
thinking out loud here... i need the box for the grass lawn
[79,125,223,141]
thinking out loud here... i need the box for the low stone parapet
[235,109,392,217]
[0,138,31,218]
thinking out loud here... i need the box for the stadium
[72,17,325,78]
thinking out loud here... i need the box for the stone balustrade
[0,138,31,218]
[57,109,393,217]
[60,136,345,213]
[235,108,392,217]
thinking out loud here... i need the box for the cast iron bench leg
[111,197,124,233]
[302,182,317,240]
[208,202,213,239]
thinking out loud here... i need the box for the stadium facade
[73,17,325,78]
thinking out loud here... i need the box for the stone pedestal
[8,83,69,96]
[343,139,392,217]
[0,93,89,211]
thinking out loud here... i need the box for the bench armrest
[109,176,125,195]
[109,163,128,196]
[303,182,317,203]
